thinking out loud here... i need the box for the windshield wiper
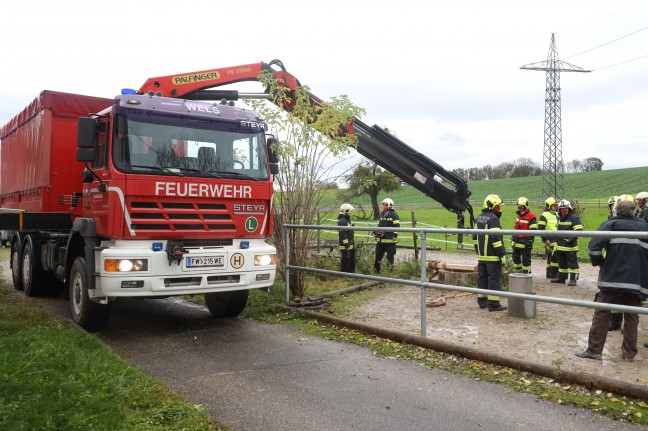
[130,165,184,176]
[176,167,223,179]
[219,171,260,181]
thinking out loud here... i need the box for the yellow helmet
[545,197,557,211]
[607,196,618,209]
[615,194,634,208]
[516,197,529,209]
[483,194,503,210]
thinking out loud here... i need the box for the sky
[1,0,647,174]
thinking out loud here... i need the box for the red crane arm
[138,60,300,98]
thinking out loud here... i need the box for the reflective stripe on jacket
[538,210,558,245]
[512,209,537,248]
[473,210,506,262]
[588,216,648,298]
[556,211,583,252]
[376,209,400,243]
[338,214,354,250]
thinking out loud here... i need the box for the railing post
[420,230,427,338]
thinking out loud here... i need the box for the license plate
[186,255,225,268]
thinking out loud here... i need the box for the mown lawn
[0,249,222,431]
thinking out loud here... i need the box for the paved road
[27,295,647,431]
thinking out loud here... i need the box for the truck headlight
[254,254,276,266]
[104,259,149,272]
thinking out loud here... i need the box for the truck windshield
[112,115,269,180]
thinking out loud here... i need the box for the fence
[284,224,648,338]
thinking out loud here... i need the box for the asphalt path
[24,295,648,431]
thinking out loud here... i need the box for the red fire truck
[0,88,278,330]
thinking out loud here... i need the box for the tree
[247,71,364,298]
[511,157,541,178]
[583,157,604,172]
[339,161,401,219]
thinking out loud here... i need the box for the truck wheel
[22,240,44,297]
[69,257,111,331]
[11,242,23,291]
[204,290,249,317]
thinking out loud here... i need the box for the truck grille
[129,201,236,232]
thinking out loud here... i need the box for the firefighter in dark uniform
[606,196,623,331]
[338,203,355,273]
[538,197,559,279]
[551,199,583,286]
[473,194,507,312]
[577,195,648,362]
[636,192,648,222]
[511,197,537,274]
[373,198,399,274]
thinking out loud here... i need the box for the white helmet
[381,198,394,209]
[636,191,648,203]
[558,199,572,210]
[339,203,354,214]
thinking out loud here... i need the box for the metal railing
[284,224,648,338]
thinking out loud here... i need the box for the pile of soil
[348,250,648,388]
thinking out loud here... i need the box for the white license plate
[186,256,225,268]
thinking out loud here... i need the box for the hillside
[327,166,648,209]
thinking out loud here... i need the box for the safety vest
[538,210,558,245]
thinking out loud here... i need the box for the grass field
[312,165,647,260]
[0,251,220,431]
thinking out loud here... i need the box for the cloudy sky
[1,0,647,172]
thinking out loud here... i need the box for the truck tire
[22,240,44,297]
[69,256,111,331]
[11,242,24,291]
[204,290,249,317]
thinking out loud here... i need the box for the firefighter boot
[608,313,623,331]
[477,296,488,309]
[545,268,552,279]
[568,275,577,286]
[488,302,508,312]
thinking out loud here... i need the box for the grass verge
[0,258,223,431]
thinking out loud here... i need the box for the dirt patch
[348,250,648,388]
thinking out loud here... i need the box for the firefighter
[636,191,648,222]
[511,197,537,274]
[551,199,583,286]
[607,196,618,219]
[472,194,507,312]
[338,203,355,273]
[538,197,559,279]
[373,198,399,274]
[577,195,648,362]
[606,196,621,331]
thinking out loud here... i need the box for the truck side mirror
[77,117,97,149]
[266,137,279,164]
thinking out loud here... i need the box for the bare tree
[247,72,364,298]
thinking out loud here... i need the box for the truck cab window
[94,121,109,168]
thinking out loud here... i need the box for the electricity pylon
[521,33,590,201]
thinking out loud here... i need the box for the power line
[559,0,648,33]
[563,25,648,59]
[594,53,648,70]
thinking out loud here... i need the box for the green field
[313,166,647,260]
[322,165,648,210]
